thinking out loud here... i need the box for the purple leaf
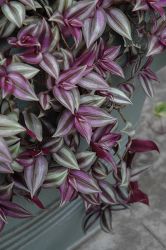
[57,66,87,87]
[74,43,97,67]
[19,48,43,65]
[138,73,154,97]
[92,122,117,142]
[40,53,59,79]
[129,181,149,206]
[78,105,116,127]
[101,45,121,61]
[23,111,43,142]
[98,133,121,149]
[0,72,38,101]
[53,110,74,137]
[59,181,77,206]
[38,92,51,110]
[120,82,135,95]
[74,114,92,144]
[24,155,48,197]
[79,72,110,90]
[83,7,106,48]
[129,139,159,153]
[53,86,80,113]
[91,142,116,168]
[69,170,101,194]
[16,151,34,168]
[0,200,32,218]
[38,19,52,52]
[98,60,124,78]
[65,0,97,21]
[25,195,45,209]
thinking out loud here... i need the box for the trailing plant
[0,0,164,233]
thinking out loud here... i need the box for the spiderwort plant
[0,0,163,233]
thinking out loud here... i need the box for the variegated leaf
[19,0,36,10]
[53,110,74,137]
[44,167,68,187]
[8,63,40,79]
[53,86,80,114]
[23,112,43,142]
[79,72,109,90]
[78,105,116,127]
[0,137,12,164]
[106,8,132,40]
[70,170,100,194]
[0,115,25,137]
[76,151,96,170]
[40,53,59,79]
[24,155,48,197]
[100,207,112,233]
[80,95,106,107]
[2,1,25,28]
[65,0,97,21]
[83,8,106,48]
[53,146,79,169]
[43,137,63,153]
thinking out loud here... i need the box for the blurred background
[72,67,166,250]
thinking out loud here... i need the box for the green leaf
[154,102,166,117]
[19,0,36,10]
[8,63,40,79]
[99,180,117,204]
[100,207,112,233]
[2,1,25,28]
[0,115,25,137]
[120,162,129,187]
[9,141,20,158]
[11,160,23,172]
[58,0,73,12]
[80,95,106,107]
[76,151,96,170]
[53,146,79,169]
[23,112,43,142]
[0,137,12,163]
[44,167,68,187]
[0,16,16,38]
[107,8,132,40]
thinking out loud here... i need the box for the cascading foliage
[0,0,165,233]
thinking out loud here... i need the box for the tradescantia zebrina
[0,0,163,233]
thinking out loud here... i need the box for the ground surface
[72,67,166,250]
